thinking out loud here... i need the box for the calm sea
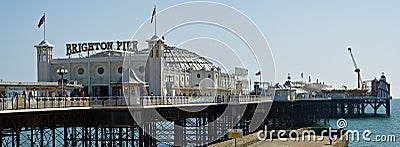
[328,98,399,146]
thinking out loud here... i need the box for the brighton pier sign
[66,40,138,56]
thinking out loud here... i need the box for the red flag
[37,14,45,28]
[255,71,261,76]
[150,6,156,23]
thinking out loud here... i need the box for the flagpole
[154,5,157,35]
[43,13,46,40]
[260,73,262,88]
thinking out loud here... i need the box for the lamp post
[57,66,68,97]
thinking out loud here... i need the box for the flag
[37,14,45,28]
[255,71,261,76]
[150,6,156,23]
[301,72,303,79]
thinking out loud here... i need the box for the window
[139,66,145,73]
[78,68,84,75]
[208,74,211,78]
[118,67,123,74]
[197,74,200,78]
[156,50,159,57]
[98,67,104,74]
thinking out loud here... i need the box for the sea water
[328,98,399,146]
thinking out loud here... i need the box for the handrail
[0,95,387,111]
[0,95,269,111]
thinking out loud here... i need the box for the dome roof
[140,46,215,71]
[90,51,124,57]
[35,40,55,48]
[147,35,164,42]
[163,46,215,71]
[380,72,386,81]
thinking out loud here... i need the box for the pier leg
[290,104,294,128]
[86,127,91,147]
[52,128,55,147]
[362,102,365,116]
[386,100,391,117]
[64,127,68,146]
[95,127,98,147]
[151,122,157,146]
[16,130,20,147]
[341,103,345,116]
[119,127,123,147]
[204,117,208,144]
[12,132,15,147]
[130,127,135,147]
[0,128,3,147]
[39,127,44,147]
[207,116,214,143]
[144,125,149,147]
[101,127,105,147]
[138,127,143,147]
[72,127,77,146]
[83,127,88,147]
[347,102,354,116]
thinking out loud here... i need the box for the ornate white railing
[0,95,269,111]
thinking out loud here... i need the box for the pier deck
[0,96,390,146]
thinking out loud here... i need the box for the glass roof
[89,45,217,71]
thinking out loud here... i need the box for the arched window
[156,50,159,58]
[118,67,123,74]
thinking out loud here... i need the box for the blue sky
[0,0,399,97]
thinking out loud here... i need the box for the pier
[0,96,391,146]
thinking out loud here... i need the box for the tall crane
[347,47,362,89]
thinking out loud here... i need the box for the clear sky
[0,0,399,97]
